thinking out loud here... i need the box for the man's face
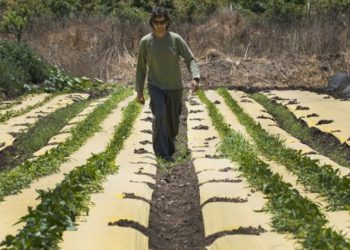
[152,16,167,33]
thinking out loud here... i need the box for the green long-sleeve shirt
[135,31,200,92]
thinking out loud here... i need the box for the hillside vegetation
[1,0,350,42]
[1,0,350,97]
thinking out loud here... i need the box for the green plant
[0,40,50,94]
[42,0,79,18]
[197,89,350,248]
[218,89,350,210]
[1,98,89,169]
[0,87,132,201]
[250,93,350,167]
[0,98,141,249]
[0,94,53,123]
[0,58,28,97]
[0,0,45,41]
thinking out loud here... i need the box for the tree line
[1,0,350,41]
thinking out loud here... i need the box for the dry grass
[19,9,350,86]
[24,16,147,82]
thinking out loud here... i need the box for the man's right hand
[136,91,145,105]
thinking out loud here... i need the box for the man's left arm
[176,36,200,92]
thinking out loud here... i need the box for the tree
[0,0,45,41]
[0,10,27,41]
[42,0,79,18]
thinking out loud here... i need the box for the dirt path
[148,97,205,250]
[187,93,296,249]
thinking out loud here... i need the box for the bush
[112,6,148,24]
[0,59,29,97]
[0,40,50,97]
[0,40,50,84]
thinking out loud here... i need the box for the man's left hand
[191,79,200,93]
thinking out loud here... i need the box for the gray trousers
[148,84,183,159]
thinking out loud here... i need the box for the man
[135,7,200,161]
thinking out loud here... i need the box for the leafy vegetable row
[198,90,350,249]
[1,98,90,170]
[251,92,350,167]
[0,94,54,123]
[218,88,350,211]
[0,87,132,201]
[1,98,141,249]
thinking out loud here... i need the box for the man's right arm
[135,39,147,93]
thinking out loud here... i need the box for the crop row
[1,98,141,249]
[0,94,54,123]
[251,92,350,167]
[0,87,132,201]
[198,90,350,249]
[1,98,91,169]
[218,88,350,210]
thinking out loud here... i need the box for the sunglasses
[153,20,167,25]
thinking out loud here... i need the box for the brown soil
[296,105,310,110]
[148,95,205,250]
[189,110,203,114]
[266,100,350,166]
[141,116,153,122]
[141,129,153,134]
[316,119,334,125]
[204,226,267,246]
[134,148,150,154]
[180,50,348,91]
[192,125,209,130]
[307,113,319,118]
[200,197,248,208]
[198,178,243,187]
[118,94,205,249]
[0,145,19,171]
[148,161,205,250]
[140,140,152,145]
[205,136,217,141]
[257,115,275,121]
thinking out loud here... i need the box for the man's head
[149,7,170,31]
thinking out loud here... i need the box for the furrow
[0,88,132,201]
[265,90,350,147]
[0,95,133,242]
[60,104,156,249]
[32,97,107,157]
[221,88,350,210]
[199,90,350,249]
[0,93,46,110]
[225,90,350,237]
[0,93,89,152]
[0,93,49,119]
[187,94,297,250]
[229,90,350,177]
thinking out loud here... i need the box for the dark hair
[149,7,171,30]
